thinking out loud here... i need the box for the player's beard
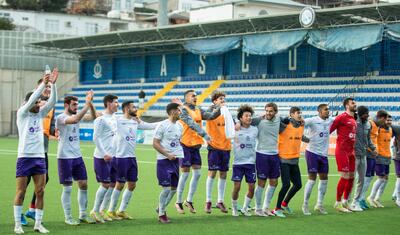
[129,111,137,117]
[68,108,77,115]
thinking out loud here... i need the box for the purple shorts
[179,145,202,167]
[157,159,179,187]
[394,159,400,176]
[232,164,256,183]
[305,150,329,174]
[116,157,138,183]
[366,158,376,177]
[94,157,111,183]
[208,149,230,172]
[58,157,88,184]
[375,163,390,177]
[110,157,118,183]
[16,158,47,177]
[255,152,280,180]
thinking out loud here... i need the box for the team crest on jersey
[240,144,246,149]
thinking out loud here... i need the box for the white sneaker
[302,204,311,216]
[14,225,24,234]
[65,217,80,226]
[263,209,275,217]
[34,224,49,234]
[254,209,266,217]
[367,197,378,208]
[350,203,363,212]
[396,200,400,207]
[232,209,239,217]
[373,199,384,208]
[334,201,352,213]
[314,205,328,215]
[240,208,252,217]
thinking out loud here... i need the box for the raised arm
[200,106,221,120]
[19,76,48,114]
[64,90,93,124]
[40,68,59,116]
[180,107,210,140]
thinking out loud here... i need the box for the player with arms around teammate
[106,101,159,220]
[175,90,218,214]
[90,94,119,223]
[302,104,334,215]
[56,91,97,225]
[13,71,58,234]
[330,97,357,213]
[153,103,184,223]
[231,105,258,217]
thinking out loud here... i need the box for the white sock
[108,189,121,212]
[29,207,35,213]
[317,180,328,206]
[34,209,43,227]
[61,186,72,219]
[92,185,108,213]
[176,172,189,203]
[118,190,133,212]
[303,180,316,205]
[100,187,113,212]
[78,189,88,218]
[231,199,238,211]
[376,179,388,200]
[187,169,201,202]
[254,185,264,210]
[217,178,226,203]
[369,178,383,200]
[206,176,214,202]
[14,205,22,226]
[243,195,252,211]
[263,185,276,210]
[159,187,170,216]
[361,176,373,200]
[165,190,177,208]
[396,178,400,202]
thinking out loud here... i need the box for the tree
[6,0,69,12]
[0,18,15,30]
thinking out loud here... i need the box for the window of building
[22,17,29,21]
[86,22,98,35]
[45,19,59,33]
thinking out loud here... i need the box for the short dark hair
[122,100,134,112]
[376,110,388,119]
[237,104,254,120]
[103,94,118,108]
[64,96,78,105]
[25,92,34,102]
[211,91,226,102]
[184,90,195,98]
[343,97,354,109]
[265,102,278,112]
[166,103,180,115]
[290,106,301,114]
[317,103,328,112]
[388,115,392,119]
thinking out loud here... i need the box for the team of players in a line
[12,72,400,234]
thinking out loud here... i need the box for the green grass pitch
[0,137,399,235]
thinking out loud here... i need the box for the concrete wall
[0,69,78,136]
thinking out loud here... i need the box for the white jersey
[304,116,335,157]
[56,113,81,159]
[17,83,57,158]
[233,126,258,165]
[153,119,183,160]
[115,116,159,158]
[93,113,117,159]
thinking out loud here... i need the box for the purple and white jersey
[93,113,117,159]
[17,83,57,158]
[154,119,183,160]
[304,116,335,157]
[233,126,258,165]
[56,113,81,159]
[115,116,159,158]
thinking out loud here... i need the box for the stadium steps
[196,79,225,105]
[138,80,179,116]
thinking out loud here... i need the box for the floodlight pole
[158,0,169,26]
